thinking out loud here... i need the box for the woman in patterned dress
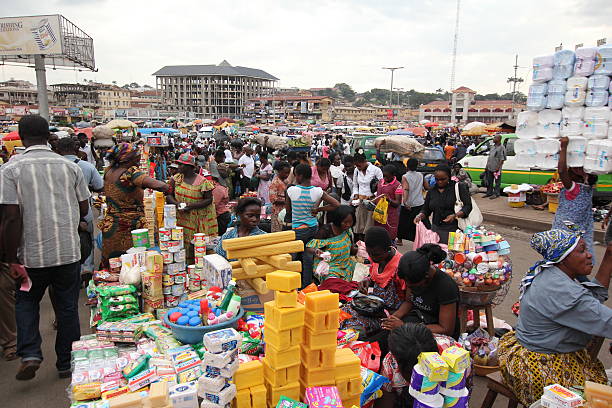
[374,165,402,241]
[269,161,291,232]
[99,143,169,265]
[167,153,217,263]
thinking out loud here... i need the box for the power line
[450,0,461,92]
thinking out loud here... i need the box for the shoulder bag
[454,182,483,230]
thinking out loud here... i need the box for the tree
[130,82,139,88]
[334,83,356,102]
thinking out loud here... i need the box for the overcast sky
[1,0,610,95]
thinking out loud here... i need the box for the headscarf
[107,143,139,166]
[519,228,582,299]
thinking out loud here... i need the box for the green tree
[334,83,356,101]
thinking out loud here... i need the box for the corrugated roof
[152,61,278,80]
[452,86,476,93]
[249,95,332,102]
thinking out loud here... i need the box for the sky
[1,0,611,95]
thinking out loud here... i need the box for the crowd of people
[0,116,610,408]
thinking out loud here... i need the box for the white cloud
[1,0,610,95]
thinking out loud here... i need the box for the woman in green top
[307,205,357,281]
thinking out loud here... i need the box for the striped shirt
[0,145,90,268]
[287,185,323,229]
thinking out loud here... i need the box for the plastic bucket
[163,307,245,344]
[131,228,149,248]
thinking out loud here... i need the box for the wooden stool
[480,371,524,408]
[458,303,495,337]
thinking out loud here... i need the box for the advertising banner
[0,15,63,56]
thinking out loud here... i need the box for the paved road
[0,222,609,408]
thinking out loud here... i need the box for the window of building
[456,108,463,112]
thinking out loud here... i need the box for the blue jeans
[16,262,81,371]
[293,226,318,288]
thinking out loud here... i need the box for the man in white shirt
[352,154,383,239]
[238,146,255,193]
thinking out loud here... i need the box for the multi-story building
[0,80,51,106]
[419,86,524,124]
[332,105,376,121]
[129,89,162,109]
[98,85,131,110]
[245,95,334,122]
[50,83,100,109]
[153,60,277,119]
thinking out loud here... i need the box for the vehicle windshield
[364,138,377,148]
[423,148,444,161]
[475,140,492,155]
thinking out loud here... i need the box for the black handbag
[350,294,387,318]
[341,176,352,202]
[79,230,93,264]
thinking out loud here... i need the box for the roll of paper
[410,364,441,395]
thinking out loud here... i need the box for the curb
[482,211,606,242]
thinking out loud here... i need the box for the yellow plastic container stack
[262,271,303,405]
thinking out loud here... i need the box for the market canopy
[463,121,487,131]
[423,122,439,127]
[2,131,19,141]
[213,117,235,127]
[387,129,415,136]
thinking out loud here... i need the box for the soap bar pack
[264,301,305,330]
[440,346,470,373]
[303,327,337,350]
[203,328,242,353]
[233,360,264,390]
[543,384,584,408]
[275,396,308,408]
[169,381,199,408]
[201,348,239,369]
[266,271,301,292]
[304,386,343,408]
[262,357,300,387]
[300,343,336,369]
[265,344,301,369]
[203,357,239,378]
[263,324,303,349]
[202,383,237,406]
[304,309,340,331]
[417,352,449,382]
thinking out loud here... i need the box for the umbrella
[419,119,430,125]
[106,119,137,129]
[75,121,91,128]
[165,117,177,122]
[2,131,19,141]
[404,127,426,137]
[276,126,290,132]
[423,122,439,127]
[463,121,487,131]
[55,130,71,139]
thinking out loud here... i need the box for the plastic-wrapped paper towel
[532,55,554,83]
[586,90,609,107]
[537,123,560,138]
[562,106,585,120]
[583,120,609,139]
[567,137,587,167]
[538,109,562,124]
[588,75,611,90]
[547,79,567,109]
[553,50,575,79]
[584,140,612,174]
[516,111,539,138]
[567,76,588,91]
[527,83,548,111]
[565,89,586,107]
[515,139,537,155]
[574,47,597,77]
[560,120,584,137]
[594,44,612,76]
[584,107,611,122]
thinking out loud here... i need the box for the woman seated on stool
[498,228,612,407]
[214,197,266,259]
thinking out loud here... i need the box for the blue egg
[178,308,190,315]
[189,317,202,326]
[178,302,190,308]
[186,310,198,317]
[177,315,189,325]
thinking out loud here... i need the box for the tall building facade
[153,60,277,119]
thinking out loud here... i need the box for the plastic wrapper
[463,328,499,367]
[239,331,262,356]
[155,335,182,355]
[140,321,173,340]
[96,284,136,297]
[71,382,101,401]
[336,329,359,346]
[373,135,425,156]
[101,295,137,307]
[122,353,150,379]
[93,270,119,283]
[360,366,390,407]
[100,303,138,321]
[246,314,264,339]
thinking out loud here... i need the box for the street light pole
[393,87,403,106]
[382,67,403,108]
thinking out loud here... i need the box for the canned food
[164,217,177,229]
[173,273,186,285]
[162,285,172,295]
[158,240,168,251]
[159,228,171,242]
[193,233,206,245]
[172,227,184,241]
[187,265,198,280]
[174,261,186,272]
[171,284,184,296]
[174,249,186,263]
[109,257,122,272]
[167,240,182,253]
[162,274,174,286]
[164,295,179,308]
[163,204,177,218]
[161,251,173,264]
[194,245,206,255]
[131,228,149,248]
[195,256,204,268]
[188,279,201,292]
[167,263,179,275]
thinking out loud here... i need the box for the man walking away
[484,135,506,199]
[0,115,91,381]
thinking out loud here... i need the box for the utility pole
[394,87,403,106]
[450,0,461,92]
[382,67,403,108]
[507,54,524,119]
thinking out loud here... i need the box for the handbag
[372,196,388,224]
[454,182,483,230]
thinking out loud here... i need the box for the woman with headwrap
[498,229,612,406]
[99,143,170,265]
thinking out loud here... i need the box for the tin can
[109,257,122,273]
[162,285,172,295]
[173,273,187,285]
[166,263,178,275]
[187,265,198,280]
[162,274,174,286]
[164,217,177,229]
[167,240,182,253]
[163,204,176,218]
[159,228,171,242]
[171,284,184,297]
[131,228,149,248]
[188,279,201,292]
[195,256,204,268]
[193,233,206,246]
[161,251,173,264]
[174,261,186,272]
[158,240,168,251]
[174,249,186,263]
[172,227,184,241]
[194,245,206,256]
[164,295,179,308]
